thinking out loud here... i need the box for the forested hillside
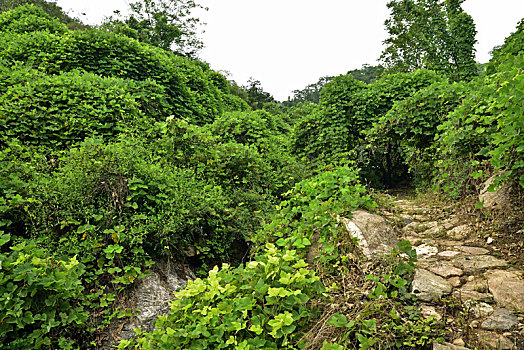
[0,2,523,349]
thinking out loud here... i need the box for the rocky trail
[381,196,524,350]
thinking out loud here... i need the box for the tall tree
[380,0,477,81]
[102,0,206,57]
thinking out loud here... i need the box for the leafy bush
[291,69,443,187]
[0,8,244,124]
[258,163,376,269]
[369,80,468,186]
[0,234,88,349]
[0,60,44,94]
[163,116,306,200]
[0,70,168,148]
[434,58,524,196]
[488,54,524,188]
[27,137,249,265]
[0,5,67,34]
[120,244,324,349]
[114,161,375,349]
[205,110,287,146]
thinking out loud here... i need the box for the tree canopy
[102,0,206,56]
[380,0,477,81]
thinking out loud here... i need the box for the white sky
[56,0,524,101]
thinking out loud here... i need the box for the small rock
[452,338,466,347]
[470,320,480,328]
[415,243,439,258]
[478,331,516,349]
[433,341,470,350]
[486,237,493,244]
[423,226,442,236]
[412,269,453,302]
[448,276,462,287]
[452,255,507,273]
[457,246,489,255]
[421,305,442,321]
[487,270,524,312]
[465,300,494,318]
[403,221,419,232]
[481,308,518,330]
[429,261,464,278]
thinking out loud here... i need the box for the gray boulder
[343,210,398,258]
[479,174,512,210]
[102,260,194,348]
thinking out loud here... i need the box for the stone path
[383,198,524,350]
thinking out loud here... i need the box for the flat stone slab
[412,269,453,302]
[480,308,518,330]
[439,240,465,247]
[477,331,516,350]
[461,278,489,292]
[438,250,461,259]
[448,225,473,240]
[452,255,507,273]
[457,246,489,255]
[428,261,463,278]
[415,243,439,258]
[487,270,524,312]
[453,289,492,301]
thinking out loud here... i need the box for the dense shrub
[0,235,88,349]
[0,5,67,34]
[258,163,376,265]
[0,71,169,148]
[0,60,44,94]
[25,137,252,266]
[164,115,307,200]
[369,80,468,186]
[205,110,287,145]
[291,69,443,187]
[0,6,244,125]
[434,19,524,197]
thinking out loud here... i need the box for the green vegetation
[0,2,522,349]
[381,0,477,81]
[101,0,206,56]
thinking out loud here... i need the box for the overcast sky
[56,0,524,101]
